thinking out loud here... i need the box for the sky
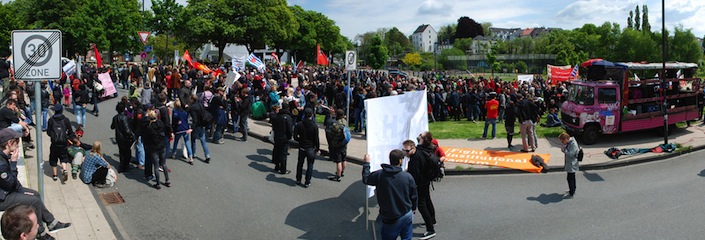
[281,0,705,41]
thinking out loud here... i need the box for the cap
[54,103,63,114]
[303,108,314,117]
[0,128,22,144]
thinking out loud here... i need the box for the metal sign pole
[346,71,350,122]
[34,82,44,202]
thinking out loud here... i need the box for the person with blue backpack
[327,109,350,182]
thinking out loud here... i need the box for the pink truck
[561,60,700,145]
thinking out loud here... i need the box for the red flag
[296,60,304,72]
[193,61,211,74]
[183,50,194,67]
[270,52,280,67]
[214,68,223,77]
[93,44,102,67]
[316,44,329,66]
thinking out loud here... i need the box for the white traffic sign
[345,51,357,71]
[12,30,62,80]
[138,31,150,44]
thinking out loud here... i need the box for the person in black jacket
[234,88,252,142]
[504,99,518,150]
[362,150,417,240]
[403,133,437,240]
[188,94,211,163]
[73,84,90,126]
[294,108,319,188]
[141,110,169,190]
[516,94,538,152]
[111,102,134,173]
[47,104,74,182]
[0,128,71,240]
[272,103,293,174]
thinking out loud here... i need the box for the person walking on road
[47,104,74,182]
[111,102,134,173]
[188,94,211,163]
[403,133,437,240]
[327,109,348,182]
[271,103,293,174]
[362,151,417,240]
[0,128,71,240]
[559,132,579,198]
[73,84,89,126]
[170,99,194,164]
[142,110,170,189]
[294,108,319,188]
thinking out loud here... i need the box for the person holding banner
[362,151,417,240]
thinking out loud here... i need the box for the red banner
[547,65,572,84]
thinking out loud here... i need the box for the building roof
[413,24,431,34]
[520,28,534,37]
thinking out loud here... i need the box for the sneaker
[188,160,194,165]
[520,149,530,153]
[205,157,211,163]
[328,176,341,182]
[420,231,436,239]
[154,184,161,190]
[164,182,171,187]
[170,154,176,160]
[303,183,310,188]
[48,222,71,233]
[563,193,574,199]
[37,233,55,240]
[71,173,77,179]
[296,181,302,186]
[62,171,68,182]
[159,167,164,172]
[218,140,225,144]
[278,170,291,175]
[52,175,57,181]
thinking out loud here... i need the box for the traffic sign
[345,51,357,71]
[12,30,62,80]
[140,52,147,59]
[144,45,152,53]
[138,31,150,44]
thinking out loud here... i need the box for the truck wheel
[581,126,600,145]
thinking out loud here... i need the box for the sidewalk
[247,118,705,174]
[21,128,118,239]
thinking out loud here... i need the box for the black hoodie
[362,163,418,221]
[47,113,74,147]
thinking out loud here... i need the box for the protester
[482,92,499,139]
[294,108,319,188]
[188,94,212,163]
[67,136,90,179]
[210,87,228,144]
[403,133,437,240]
[272,103,293,174]
[234,88,252,142]
[142,110,170,189]
[540,107,562,127]
[170,99,194,164]
[111,102,135,173]
[559,132,579,198]
[47,104,74,182]
[504,100,518,150]
[361,151,417,240]
[1,205,38,240]
[0,128,71,240]
[73,84,89,126]
[79,141,116,188]
[327,109,348,182]
[516,94,538,152]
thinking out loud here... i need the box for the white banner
[365,90,428,198]
[62,60,76,76]
[517,74,534,84]
[232,55,247,72]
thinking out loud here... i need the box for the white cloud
[417,0,451,16]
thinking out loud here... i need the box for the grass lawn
[429,114,565,139]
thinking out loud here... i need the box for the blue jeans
[354,108,364,131]
[379,210,413,240]
[190,126,210,158]
[213,125,224,142]
[483,118,497,138]
[231,113,240,133]
[41,108,48,131]
[171,132,192,158]
[74,104,86,126]
[134,137,145,166]
[470,104,480,120]
[23,106,33,125]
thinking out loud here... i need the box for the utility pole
[661,0,668,144]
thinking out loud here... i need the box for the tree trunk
[217,42,227,65]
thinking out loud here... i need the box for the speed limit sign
[345,51,357,71]
[12,30,62,80]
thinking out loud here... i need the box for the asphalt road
[76,90,705,239]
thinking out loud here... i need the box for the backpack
[200,106,214,126]
[51,119,68,145]
[341,126,351,145]
[577,148,584,162]
[422,150,443,182]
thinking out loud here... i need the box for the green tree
[367,34,388,69]
[147,34,187,64]
[401,52,422,69]
[437,24,456,44]
[627,11,633,29]
[614,28,658,62]
[634,5,641,31]
[515,60,528,73]
[669,27,703,63]
[0,2,27,53]
[384,27,411,57]
[481,22,492,37]
[642,5,651,32]
[486,45,498,76]
[261,0,299,58]
[452,38,473,53]
[288,5,345,63]
[149,0,184,61]
[438,48,466,70]
[180,0,246,62]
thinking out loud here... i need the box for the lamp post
[661,0,668,144]
[433,42,438,72]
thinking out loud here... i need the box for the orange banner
[441,147,550,173]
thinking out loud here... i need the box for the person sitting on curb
[540,108,562,128]
[80,141,117,188]
[67,136,91,180]
[0,128,71,240]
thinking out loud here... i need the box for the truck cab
[561,80,622,145]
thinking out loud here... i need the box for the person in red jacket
[482,92,499,139]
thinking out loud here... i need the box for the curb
[248,131,704,175]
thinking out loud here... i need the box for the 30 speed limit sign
[12,30,62,80]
